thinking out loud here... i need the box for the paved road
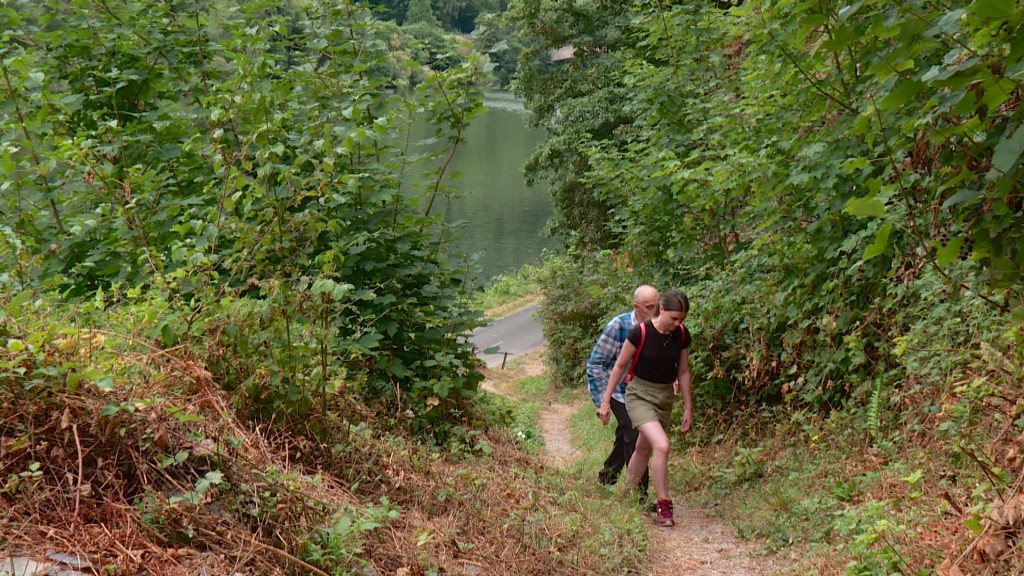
[471,303,546,367]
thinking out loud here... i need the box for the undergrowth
[0,295,644,575]
[480,354,648,572]
[545,251,1024,575]
[674,328,1024,576]
[473,263,544,318]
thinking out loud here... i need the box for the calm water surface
[407,92,557,284]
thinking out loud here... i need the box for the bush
[536,251,644,390]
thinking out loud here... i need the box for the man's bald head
[632,285,659,323]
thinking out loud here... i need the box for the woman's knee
[649,436,670,456]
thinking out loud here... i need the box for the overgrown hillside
[513,0,1024,574]
[0,295,650,575]
[0,1,644,574]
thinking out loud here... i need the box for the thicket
[0,0,542,572]
[1,294,647,575]
[0,0,492,436]
[514,0,1024,573]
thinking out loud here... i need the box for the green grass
[473,263,543,317]
[568,399,616,481]
[485,366,649,573]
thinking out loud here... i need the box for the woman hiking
[596,289,693,527]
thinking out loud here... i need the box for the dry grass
[1,335,640,575]
[676,376,1024,576]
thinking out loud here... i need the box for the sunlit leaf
[936,237,964,267]
[862,222,892,261]
[844,197,886,218]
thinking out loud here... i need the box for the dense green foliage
[514,0,1024,572]
[0,0,490,438]
[368,0,507,32]
[404,0,443,27]
[515,0,1023,405]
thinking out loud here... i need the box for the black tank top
[627,320,691,385]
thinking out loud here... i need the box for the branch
[0,59,66,233]
[422,73,467,223]
[756,12,857,114]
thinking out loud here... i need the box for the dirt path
[537,396,777,576]
[493,352,778,576]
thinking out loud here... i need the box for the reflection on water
[407,92,557,284]
[481,91,527,113]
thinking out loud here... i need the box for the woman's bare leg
[624,431,651,490]
[633,421,671,501]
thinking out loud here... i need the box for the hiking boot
[654,499,674,527]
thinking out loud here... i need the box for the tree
[513,0,1024,408]
[405,0,442,27]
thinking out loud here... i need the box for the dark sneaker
[630,483,647,502]
[654,499,674,527]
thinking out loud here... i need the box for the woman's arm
[677,348,693,433]
[596,339,636,426]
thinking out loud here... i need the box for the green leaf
[879,80,923,110]
[9,290,33,309]
[862,222,892,261]
[969,0,1016,19]
[6,339,25,352]
[385,358,409,378]
[989,124,1024,178]
[160,323,176,347]
[900,469,923,485]
[836,1,866,25]
[942,188,986,207]
[965,514,984,535]
[844,197,886,218]
[840,157,870,174]
[168,405,202,423]
[936,237,964,267]
[356,332,382,349]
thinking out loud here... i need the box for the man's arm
[597,339,636,426]
[585,318,623,407]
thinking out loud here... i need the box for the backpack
[626,322,686,382]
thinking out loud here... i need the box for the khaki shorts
[625,376,675,429]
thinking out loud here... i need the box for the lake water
[406,92,556,284]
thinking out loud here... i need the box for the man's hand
[596,401,611,426]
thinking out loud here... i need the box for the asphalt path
[470,302,546,367]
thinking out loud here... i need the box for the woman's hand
[596,401,612,426]
[679,409,692,434]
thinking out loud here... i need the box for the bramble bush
[0,0,490,439]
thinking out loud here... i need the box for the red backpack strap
[626,321,646,383]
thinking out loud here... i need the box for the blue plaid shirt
[585,310,637,407]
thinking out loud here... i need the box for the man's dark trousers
[598,398,650,492]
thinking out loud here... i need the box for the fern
[867,379,882,445]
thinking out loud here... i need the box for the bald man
[586,285,658,493]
